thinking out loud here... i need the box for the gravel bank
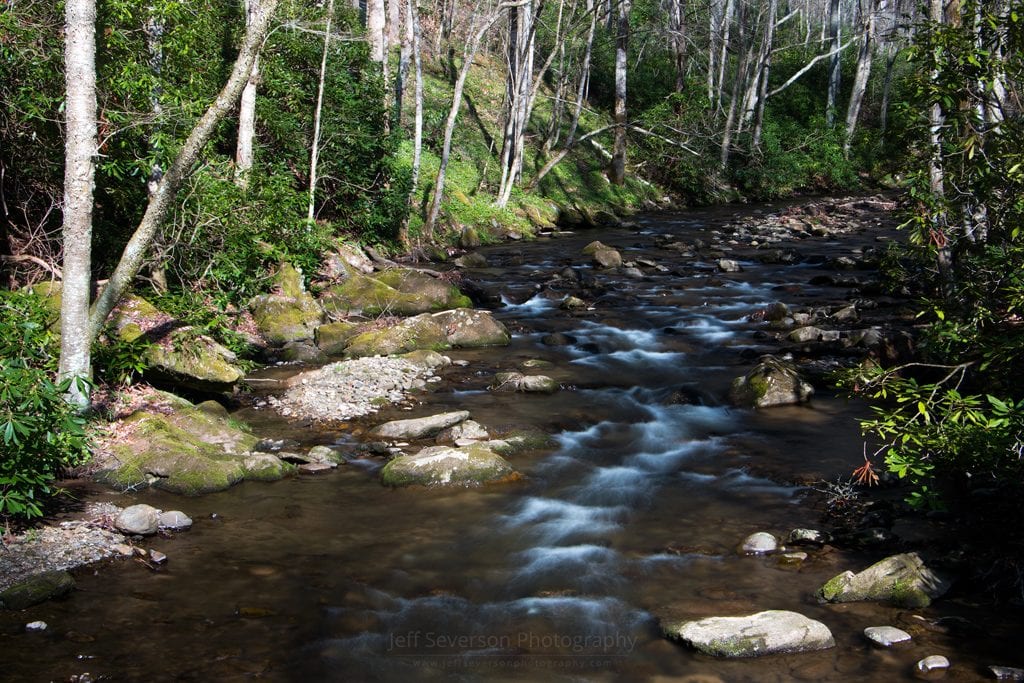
[267,355,441,422]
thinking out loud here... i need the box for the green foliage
[848,4,1024,512]
[0,292,90,520]
[93,333,152,386]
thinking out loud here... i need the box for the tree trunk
[59,0,98,409]
[668,0,687,92]
[609,0,630,185]
[927,0,951,290]
[751,0,779,149]
[368,0,388,68]
[879,46,897,134]
[235,0,261,189]
[88,0,279,341]
[400,0,423,246]
[423,3,516,239]
[308,0,335,222]
[825,0,842,127]
[715,0,735,111]
[843,0,878,154]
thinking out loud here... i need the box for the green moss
[818,572,851,601]
[344,316,448,357]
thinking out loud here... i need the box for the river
[2,199,1021,681]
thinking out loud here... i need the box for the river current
[3,202,1021,681]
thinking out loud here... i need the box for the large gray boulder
[380,444,517,487]
[817,552,952,608]
[432,308,511,347]
[729,355,814,408]
[370,410,470,440]
[663,610,835,657]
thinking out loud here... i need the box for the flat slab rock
[663,610,835,658]
[370,411,470,440]
[864,625,912,647]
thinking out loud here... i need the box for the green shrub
[0,292,90,520]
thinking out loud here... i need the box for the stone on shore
[370,410,471,440]
[248,263,323,344]
[818,552,952,608]
[432,308,511,347]
[663,610,835,657]
[320,268,470,318]
[380,444,517,487]
[115,504,160,535]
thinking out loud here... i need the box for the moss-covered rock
[817,552,952,608]
[0,571,75,610]
[344,315,449,357]
[432,308,510,347]
[490,371,559,393]
[249,263,324,345]
[320,268,470,318]
[242,453,295,482]
[380,444,518,487]
[96,393,261,495]
[729,355,813,408]
[315,321,360,356]
[146,327,245,393]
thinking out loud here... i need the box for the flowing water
[3,204,1022,681]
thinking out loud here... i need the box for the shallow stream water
[3,203,1022,682]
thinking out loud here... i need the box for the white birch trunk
[235,0,261,189]
[825,0,842,127]
[843,0,878,154]
[59,0,98,409]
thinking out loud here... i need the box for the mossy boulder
[320,268,470,318]
[24,281,63,327]
[344,315,448,357]
[0,571,75,610]
[490,372,559,393]
[380,444,518,487]
[663,610,835,658]
[432,308,510,347]
[729,355,813,408]
[817,552,952,608]
[315,321,360,356]
[249,263,324,344]
[242,453,295,482]
[146,327,245,393]
[96,393,261,495]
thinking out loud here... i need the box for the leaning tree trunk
[59,0,98,409]
[88,0,279,341]
[609,0,631,185]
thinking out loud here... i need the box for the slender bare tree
[308,0,336,222]
[235,0,262,189]
[609,0,631,185]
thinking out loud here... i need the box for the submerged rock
[158,510,193,531]
[380,444,517,487]
[663,610,835,657]
[818,552,952,608]
[370,410,471,440]
[0,571,75,610]
[916,655,951,674]
[730,355,813,408]
[989,665,1024,680]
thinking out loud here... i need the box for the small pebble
[25,621,47,632]
[148,550,167,565]
[989,666,1024,681]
